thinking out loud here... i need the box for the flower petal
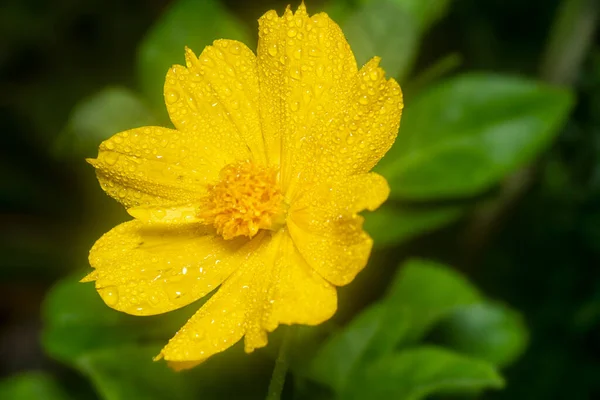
[88,126,220,208]
[256,5,403,197]
[262,231,337,333]
[127,204,201,225]
[158,231,337,363]
[288,173,390,286]
[256,4,357,171]
[87,220,248,315]
[165,41,266,164]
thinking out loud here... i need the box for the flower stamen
[200,161,286,240]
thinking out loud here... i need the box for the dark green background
[1,0,598,399]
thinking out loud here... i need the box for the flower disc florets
[200,161,285,240]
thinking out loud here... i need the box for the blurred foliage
[1,0,598,398]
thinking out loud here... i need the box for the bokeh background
[1,0,599,399]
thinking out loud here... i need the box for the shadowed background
[1,0,599,399]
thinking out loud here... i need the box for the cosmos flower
[83,2,403,368]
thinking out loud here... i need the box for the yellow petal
[262,231,337,333]
[88,126,219,208]
[288,173,390,286]
[158,231,337,363]
[256,4,358,170]
[87,220,248,315]
[158,233,271,362]
[127,204,201,225]
[164,41,266,164]
[256,5,403,197]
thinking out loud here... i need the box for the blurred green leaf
[322,0,356,24]
[365,203,464,248]
[0,372,70,400]
[310,259,482,392]
[434,303,529,368]
[76,344,269,400]
[377,74,574,200]
[343,346,504,400]
[385,0,452,32]
[309,304,386,391]
[137,0,251,112]
[385,259,483,342]
[76,345,192,400]
[55,87,156,159]
[343,0,418,80]
[42,275,196,364]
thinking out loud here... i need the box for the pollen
[200,161,286,240]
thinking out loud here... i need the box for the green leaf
[41,275,196,364]
[137,0,251,112]
[386,0,452,31]
[77,345,191,400]
[434,303,529,367]
[0,372,71,400]
[343,346,504,400]
[76,344,270,400]
[365,203,464,248]
[310,259,482,391]
[309,305,386,391]
[385,258,482,342]
[376,74,574,200]
[343,0,418,81]
[55,87,156,159]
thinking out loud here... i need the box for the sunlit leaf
[343,346,504,400]
[377,74,574,200]
[365,203,464,248]
[310,259,482,392]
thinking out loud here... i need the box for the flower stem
[266,326,294,400]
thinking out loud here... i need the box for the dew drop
[229,43,241,55]
[289,68,301,80]
[149,295,160,306]
[100,286,119,306]
[316,64,324,77]
[268,44,278,57]
[166,90,180,104]
[103,152,119,166]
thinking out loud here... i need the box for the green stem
[266,327,294,400]
[540,0,599,84]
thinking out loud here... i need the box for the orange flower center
[200,161,286,240]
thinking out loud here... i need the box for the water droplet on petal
[100,286,119,306]
[268,44,278,57]
[166,90,180,104]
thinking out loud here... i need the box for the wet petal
[165,41,266,164]
[158,231,337,363]
[256,4,357,172]
[288,173,389,286]
[157,233,271,362]
[87,220,248,315]
[262,231,337,332]
[88,126,220,208]
[127,204,202,225]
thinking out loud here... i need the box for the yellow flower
[83,2,403,369]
